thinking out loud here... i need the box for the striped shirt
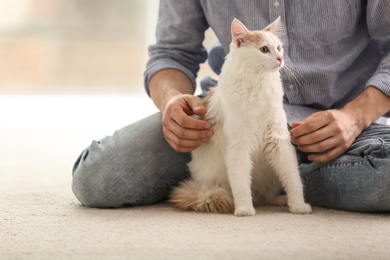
[144,0,390,123]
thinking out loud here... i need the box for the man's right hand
[149,69,214,152]
[161,94,213,152]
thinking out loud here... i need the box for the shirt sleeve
[143,0,209,96]
[365,1,390,98]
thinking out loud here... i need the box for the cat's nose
[277,56,283,63]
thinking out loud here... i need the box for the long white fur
[170,18,311,216]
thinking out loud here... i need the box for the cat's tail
[170,180,234,214]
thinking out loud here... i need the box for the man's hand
[290,109,361,162]
[161,94,213,152]
[149,69,214,153]
[290,87,390,163]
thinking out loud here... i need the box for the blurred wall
[0,0,159,92]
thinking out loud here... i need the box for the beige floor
[1,93,390,259]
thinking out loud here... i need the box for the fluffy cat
[170,18,312,216]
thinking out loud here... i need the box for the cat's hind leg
[170,180,234,214]
[268,194,287,206]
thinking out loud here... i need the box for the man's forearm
[149,69,195,112]
[342,86,390,130]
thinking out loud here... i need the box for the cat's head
[230,17,284,71]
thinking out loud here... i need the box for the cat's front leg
[234,206,256,216]
[265,135,312,214]
[225,140,256,217]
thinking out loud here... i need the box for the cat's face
[231,18,284,71]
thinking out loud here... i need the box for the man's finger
[171,108,211,130]
[184,96,207,116]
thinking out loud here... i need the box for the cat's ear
[231,19,250,48]
[263,16,281,36]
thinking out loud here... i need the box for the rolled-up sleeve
[144,0,209,96]
[365,1,390,98]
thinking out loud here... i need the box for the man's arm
[290,86,390,162]
[290,2,390,163]
[143,1,212,152]
[149,69,213,153]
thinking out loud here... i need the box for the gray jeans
[72,112,390,212]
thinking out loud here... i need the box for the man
[72,1,390,212]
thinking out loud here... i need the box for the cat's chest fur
[208,67,285,142]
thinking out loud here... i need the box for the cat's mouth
[273,63,283,70]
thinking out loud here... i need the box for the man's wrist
[149,69,194,112]
[342,86,390,129]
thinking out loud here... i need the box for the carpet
[1,94,389,259]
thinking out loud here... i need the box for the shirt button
[288,84,294,90]
[274,1,280,7]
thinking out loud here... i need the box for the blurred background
[0,0,217,136]
[0,0,215,94]
[0,0,158,93]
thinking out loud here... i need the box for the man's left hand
[289,109,361,162]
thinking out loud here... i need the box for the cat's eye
[277,45,282,51]
[260,46,269,53]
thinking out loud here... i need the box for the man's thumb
[187,96,207,116]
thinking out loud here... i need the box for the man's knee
[71,143,126,208]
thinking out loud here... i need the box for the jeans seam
[301,157,366,181]
[376,137,387,158]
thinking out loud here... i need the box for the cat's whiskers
[281,63,306,88]
[251,61,269,73]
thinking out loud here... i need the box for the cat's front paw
[288,203,312,214]
[234,206,256,217]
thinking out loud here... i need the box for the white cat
[170,18,312,216]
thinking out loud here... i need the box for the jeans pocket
[348,136,387,159]
[349,124,390,159]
